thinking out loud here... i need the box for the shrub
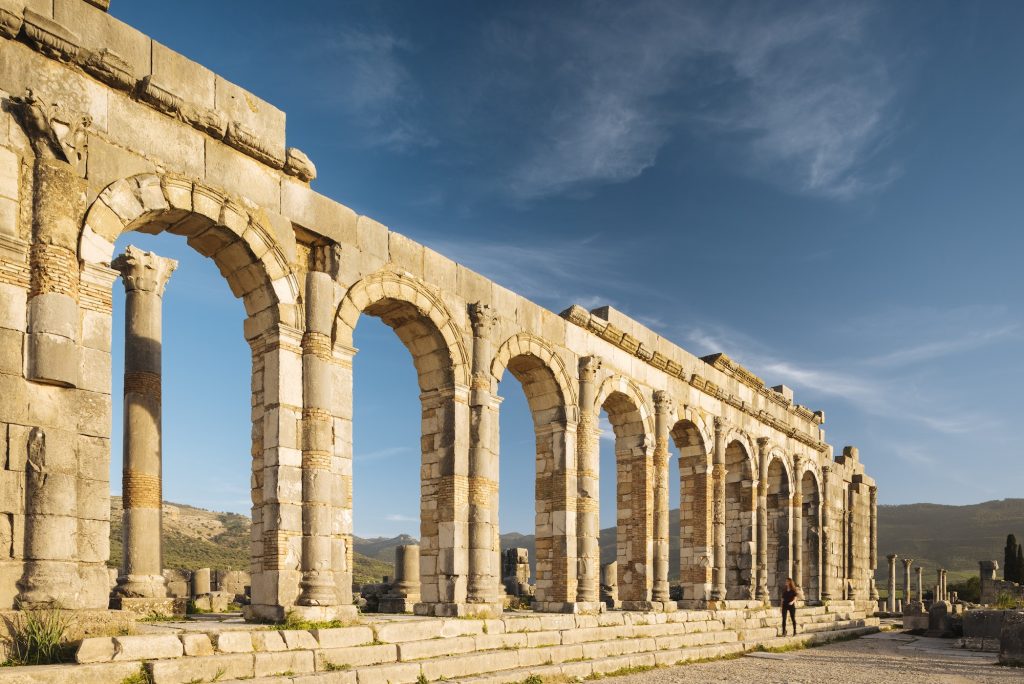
[1,608,71,666]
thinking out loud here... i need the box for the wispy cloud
[488,1,899,200]
[384,513,417,523]
[355,446,413,462]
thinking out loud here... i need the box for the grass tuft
[1,608,72,666]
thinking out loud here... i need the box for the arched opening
[724,440,755,599]
[672,419,711,605]
[600,389,652,605]
[801,470,821,602]
[334,270,471,616]
[494,346,570,610]
[765,457,791,602]
[350,314,421,607]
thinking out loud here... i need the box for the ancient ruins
[0,0,880,622]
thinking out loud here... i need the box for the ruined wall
[0,0,878,617]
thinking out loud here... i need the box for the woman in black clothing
[781,577,798,635]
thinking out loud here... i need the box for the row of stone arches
[75,173,828,618]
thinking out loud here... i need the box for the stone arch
[490,333,577,607]
[800,467,822,602]
[724,436,756,599]
[671,408,714,604]
[334,269,470,389]
[76,173,303,617]
[80,173,299,328]
[331,269,472,615]
[765,449,792,602]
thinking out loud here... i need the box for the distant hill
[110,497,1024,588]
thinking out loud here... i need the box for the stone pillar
[820,466,832,601]
[575,356,602,605]
[792,456,804,597]
[652,391,673,604]
[935,568,942,602]
[902,558,913,608]
[916,566,923,603]
[869,486,879,601]
[600,562,618,608]
[112,246,176,600]
[755,438,769,602]
[467,303,502,614]
[380,544,420,613]
[711,417,727,602]
[192,568,212,597]
[297,267,337,609]
[886,554,897,612]
[940,569,947,601]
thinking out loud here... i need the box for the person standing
[781,577,798,635]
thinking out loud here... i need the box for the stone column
[820,466,832,601]
[112,246,176,599]
[792,456,804,597]
[381,544,420,613]
[935,568,942,602]
[711,418,728,602]
[192,568,211,597]
[575,356,602,605]
[297,266,337,608]
[900,558,911,608]
[652,391,673,604]
[755,438,769,602]
[467,303,501,612]
[916,566,923,603]
[940,569,947,601]
[869,487,879,600]
[885,554,897,612]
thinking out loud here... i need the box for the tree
[1017,544,1024,585]
[1006,535,1019,583]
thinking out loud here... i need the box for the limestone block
[28,293,77,340]
[254,649,314,677]
[316,643,398,669]
[107,91,205,179]
[181,633,214,657]
[151,41,215,109]
[213,630,254,653]
[75,636,116,663]
[84,136,157,202]
[148,653,255,683]
[0,284,26,333]
[53,0,150,80]
[27,330,78,387]
[0,146,17,201]
[250,630,286,652]
[999,610,1024,666]
[112,634,184,661]
[279,629,318,650]
[77,518,109,563]
[422,246,457,294]
[205,139,281,212]
[215,76,286,163]
[388,232,423,277]
[0,197,16,238]
[76,435,109,480]
[347,662,418,684]
[77,346,110,393]
[397,634,475,660]
[280,179,357,245]
[0,510,13,553]
[0,328,21,375]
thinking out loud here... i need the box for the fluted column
[820,466,833,600]
[575,356,602,604]
[467,303,501,611]
[297,266,337,607]
[711,417,727,602]
[869,486,879,600]
[652,391,673,603]
[792,456,804,596]
[902,557,913,608]
[755,438,769,602]
[112,246,177,599]
[886,554,897,612]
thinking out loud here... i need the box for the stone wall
[0,0,878,619]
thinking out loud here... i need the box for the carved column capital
[902,557,914,568]
[653,390,674,414]
[579,355,602,382]
[468,301,496,338]
[112,245,177,296]
[713,416,727,431]
[756,436,770,452]
[310,243,342,278]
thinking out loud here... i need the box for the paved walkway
[604,631,1014,684]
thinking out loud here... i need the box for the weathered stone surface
[112,634,184,661]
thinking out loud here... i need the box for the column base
[619,600,678,612]
[110,597,185,617]
[414,601,503,618]
[113,573,168,599]
[378,596,418,614]
[533,601,606,614]
[16,560,82,609]
[288,604,359,622]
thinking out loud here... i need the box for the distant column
[575,356,602,604]
[112,246,177,599]
[915,566,923,603]
[652,391,673,603]
[192,568,211,597]
[711,418,728,602]
[935,568,943,602]
[885,553,897,612]
[755,438,769,602]
[901,558,913,608]
[941,569,948,601]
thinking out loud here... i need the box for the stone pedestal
[600,562,619,609]
[111,246,177,600]
[926,600,953,637]
[380,544,420,613]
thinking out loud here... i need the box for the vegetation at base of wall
[0,608,72,666]
[947,575,980,603]
[994,592,1024,609]
[262,611,362,631]
[119,665,153,684]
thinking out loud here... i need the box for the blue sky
[106,1,1024,537]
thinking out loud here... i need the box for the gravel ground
[603,632,1017,684]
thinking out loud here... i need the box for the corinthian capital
[579,355,602,382]
[653,390,674,414]
[468,302,496,337]
[112,245,177,296]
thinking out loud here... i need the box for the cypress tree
[1007,535,1018,582]
[1017,544,1024,584]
